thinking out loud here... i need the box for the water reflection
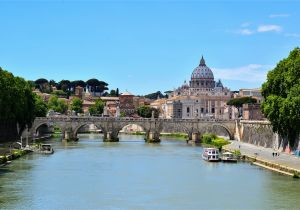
[0,134,299,210]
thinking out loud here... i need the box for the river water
[1,134,300,210]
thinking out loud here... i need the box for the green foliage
[34,94,48,117]
[202,133,217,144]
[35,78,49,92]
[52,90,68,97]
[120,111,126,117]
[86,78,108,95]
[160,133,188,139]
[57,80,71,92]
[232,150,241,156]
[48,95,68,114]
[227,97,257,108]
[201,133,229,149]
[89,99,105,115]
[137,105,159,118]
[108,88,119,97]
[144,91,166,100]
[71,97,83,114]
[212,138,230,149]
[261,47,300,148]
[0,67,36,131]
[0,156,8,164]
[293,171,300,179]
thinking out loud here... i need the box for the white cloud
[269,14,290,18]
[257,25,282,33]
[285,33,300,38]
[212,64,273,83]
[238,29,254,35]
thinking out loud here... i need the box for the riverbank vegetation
[127,132,188,139]
[261,47,300,150]
[0,149,31,165]
[201,133,230,149]
[0,67,47,141]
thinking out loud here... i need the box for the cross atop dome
[199,55,206,66]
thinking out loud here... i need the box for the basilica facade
[152,56,235,120]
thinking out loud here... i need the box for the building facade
[151,56,236,119]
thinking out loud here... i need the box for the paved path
[224,141,300,172]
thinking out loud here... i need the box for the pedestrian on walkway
[272,152,274,157]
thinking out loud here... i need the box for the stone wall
[239,121,276,148]
[239,120,300,151]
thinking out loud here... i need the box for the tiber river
[1,134,300,210]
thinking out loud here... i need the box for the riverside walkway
[224,141,300,175]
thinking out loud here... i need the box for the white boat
[221,152,238,163]
[36,144,54,154]
[202,148,220,162]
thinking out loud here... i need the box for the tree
[89,99,105,115]
[48,95,68,114]
[71,97,83,114]
[0,67,36,139]
[70,80,86,93]
[35,78,49,92]
[261,47,300,150]
[34,94,48,117]
[144,91,165,100]
[57,80,71,92]
[227,97,257,117]
[116,88,119,96]
[137,105,159,118]
[109,89,117,96]
[49,79,57,87]
[52,90,68,98]
[86,78,109,96]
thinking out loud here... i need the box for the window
[187,107,190,113]
[201,108,204,113]
[212,108,215,113]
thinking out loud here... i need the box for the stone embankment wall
[238,120,299,151]
[238,120,277,148]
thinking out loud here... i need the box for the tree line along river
[1,134,300,210]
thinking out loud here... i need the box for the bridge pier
[145,131,160,143]
[103,131,119,142]
[64,130,78,141]
[192,132,201,143]
[187,132,201,143]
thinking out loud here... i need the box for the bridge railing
[35,116,235,123]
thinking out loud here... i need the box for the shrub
[293,172,300,179]
[233,150,241,155]
[202,133,216,144]
[0,156,8,164]
[201,133,230,149]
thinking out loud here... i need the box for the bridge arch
[34,122,64,137]
[211,123,234,140]
[73,123,105,138]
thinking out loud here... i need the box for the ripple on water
[0,134,300,210]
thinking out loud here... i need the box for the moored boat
[36,144,54,154]
[202,148,220,162]
[221,152,238,163]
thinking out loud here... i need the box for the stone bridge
[29,116,237,143]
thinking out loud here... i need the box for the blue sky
[0,0,299,95]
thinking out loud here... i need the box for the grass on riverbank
[0,149,30,164]
[125,132,187,139]
[201,133,230,149]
